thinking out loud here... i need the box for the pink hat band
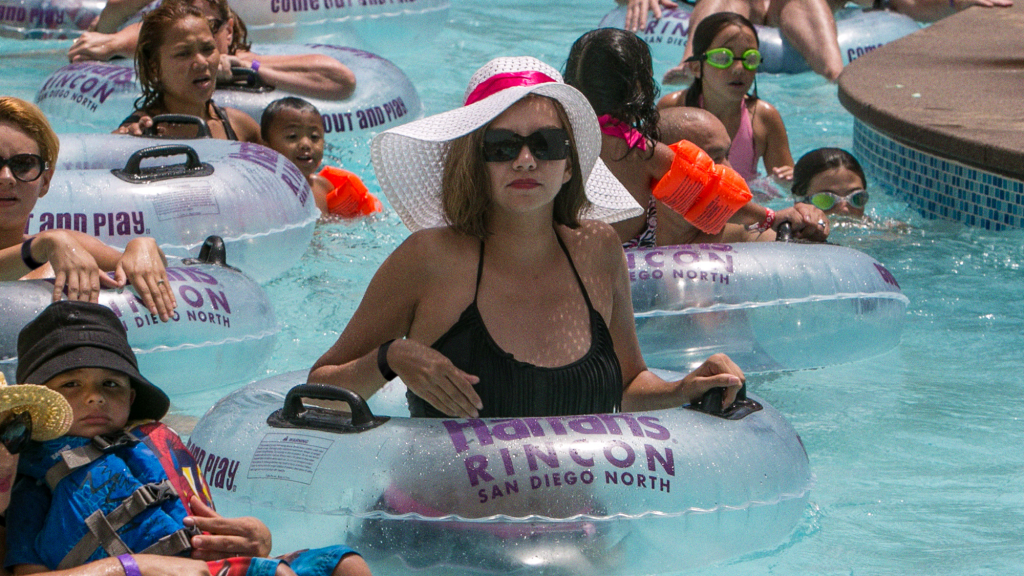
[464,70,558,105]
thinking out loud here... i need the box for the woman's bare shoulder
[563,220,627,270]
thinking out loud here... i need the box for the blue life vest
[16,422,212,570]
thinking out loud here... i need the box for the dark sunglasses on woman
[482,128,570,162]
[0,153,47,183]
[1,411,32,455]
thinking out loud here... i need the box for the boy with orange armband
[260,98,383,219]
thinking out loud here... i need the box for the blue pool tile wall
[852,120,1024,231]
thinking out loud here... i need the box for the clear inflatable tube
[598,6,921,74]
[35,44,422,139]
[31,135,319,282]
[229,0,449,52]
[0,0,102,39]
[187,371,812,575]
[0,0,448,45]
[0,254,278,397]
[629,242,909,373]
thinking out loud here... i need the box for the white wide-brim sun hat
[0,373,72,442]
[371,56,643,233]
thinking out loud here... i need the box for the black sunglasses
[482,128,570,163]
[0,154,47,183]
[1,411,32,455]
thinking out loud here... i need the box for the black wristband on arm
[21,238,44,270]
[377,339,397,381]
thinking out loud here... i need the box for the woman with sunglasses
[658,12,794,184]
[792,147,870,219]
[0,97,177,321]
[311,56,747,419]
[68,0,355,102]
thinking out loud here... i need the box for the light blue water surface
[2,2,1023,574]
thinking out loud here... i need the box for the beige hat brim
[1,376,73,442]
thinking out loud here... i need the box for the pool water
[3,2,1023,574]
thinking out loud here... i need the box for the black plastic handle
[688,383,763,420]
[267,383,389,433]
[143,114,212,138]
[111,144,214,183]
[775,220,793,242]
[216,67,276,93]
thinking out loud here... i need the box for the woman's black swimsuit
[120,101,238,140]
[407,234,623,418]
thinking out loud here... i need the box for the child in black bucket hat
[7,301,370,576]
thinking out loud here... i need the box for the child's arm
[754,100,794,181]
[183,496,272,560]
[13,557,213,576]
[311,174,332,217]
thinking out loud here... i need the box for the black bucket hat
[16,301,169,421]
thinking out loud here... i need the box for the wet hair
[442,95,586,239]
[0,96,59,167]
[260,97,323,141]
[684,12,760,108]
[564,28,660,155]
[791,148,867,197]
[188,0,250,53]
[134,1,212,112]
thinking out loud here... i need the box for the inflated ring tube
[627,241,908,373]
[0,239,278,397]
[598,5,921,75]
[188,371,812,574]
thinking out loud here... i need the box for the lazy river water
[2,1,1022,574]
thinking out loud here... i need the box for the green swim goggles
[700,48,762,71]
[808,190,870,211]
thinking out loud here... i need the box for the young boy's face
[45,368,135,437]
[265,108,325,179]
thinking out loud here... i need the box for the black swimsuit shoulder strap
[554,231,595,310]
[474,240,485,302]
[209,101,239,141]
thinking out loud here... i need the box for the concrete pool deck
[838,3,1024,229]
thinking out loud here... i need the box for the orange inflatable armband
[651,140,714,214]
[683,163,752,233]
[652,140,752,234]
[321,166,383,218]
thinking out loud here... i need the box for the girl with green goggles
[657,12,794,185]
[792,148,871,218]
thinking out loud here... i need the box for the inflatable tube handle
[775,221,793,242]
[181,236,242,272]
[268,383,390,433]
[143,115,213,138]
[217,67,277,94]
[688,384,763,420]
[112,145,214,183]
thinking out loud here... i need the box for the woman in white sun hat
[310,56,745,419]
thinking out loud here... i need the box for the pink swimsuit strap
[597,115,648,151]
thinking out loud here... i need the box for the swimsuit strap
[473,240,485,302]
[209,101,239,141]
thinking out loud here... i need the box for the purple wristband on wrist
[251,59,261,73]
[118,554,141,576]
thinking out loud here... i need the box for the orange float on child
[321,166,384,218]
[652,140,752,233]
